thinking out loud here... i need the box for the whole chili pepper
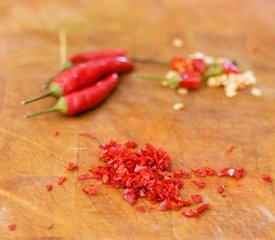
[25,73,119,118]
[22,57,133,105]
[70,49,126,65]
[43,49,126,89]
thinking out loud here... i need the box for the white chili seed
[251,88,262,97]
[173,102,184,111]
[172,38,183,48]
[177,88,188,95]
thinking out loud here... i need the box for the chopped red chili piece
[182,203,210,217]
[191,180,206,189]
[191,194,203,204]
[191,58,206,74]
[58,177,66,185]
[191,167,216,178]
[196,202,209,213]
[218,168,246,179]
[46,184,53,192]
[136,205,146,212]
[82,186,98,195]
[222,62,239,74]
[262,175,273,183]
[125,141,138,149]
[7,224,16,231]
[77,174,93,180]
[217,184,225,194]
[67,162,78,171]
[227,144,237,153]
[53,131,59,136]
[79,133,96,139]
[171,57,187,72]
[182,209,198,217]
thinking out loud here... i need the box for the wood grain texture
[0,0,275,239]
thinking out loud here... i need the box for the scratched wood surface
[0,0,275,239]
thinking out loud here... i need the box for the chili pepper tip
[22,92,52,105]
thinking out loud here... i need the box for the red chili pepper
[58,177,66,185]
[43,49,127,89]
[191,58,206,74]
[25,73,119,118]
[7,224,16,231]
[67,162,78,170]
[217,184,225,194]
[262,175,273,183]
[222,61,239,74]
[70,49,127,65]
[180,71,201,90]
[191,194,203,204]
[46,184,53,192]
[22,57,133,104]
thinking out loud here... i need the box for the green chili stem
[21,92,52,105]
[136,73,167,81]
[131,57,169,65]
[25,106,59,118]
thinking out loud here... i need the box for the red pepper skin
[171,57,193,72]
[66,73,119,115]
[54,57,133,95]
[191,58,206,74]
[69,49,127,65]
[180,71,201,90]
[222,62,239,74]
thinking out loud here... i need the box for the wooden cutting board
[0,0,274,239]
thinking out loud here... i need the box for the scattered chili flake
[191,194,203,204]
[77,173,93,180]
[217,184,225,194]
[79,133,96,139]
[182,203,209,218]
[191,180,206,189]
[191,167,216,178]
[82,186,98,195]
[7,224,16,231]
[125,141,138,148]
[67,162,78,171]
[53,131,59,136]
[227,144,237,153]
[46,184,53,192]
[182,209,198,217]
[218,168,246,179]
[196,202,209,214]
[58,177,66,185]
[262,175,273,183]
[136,205,146,212]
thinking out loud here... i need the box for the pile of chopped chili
[76,140,250,218]
[89,141,190,211]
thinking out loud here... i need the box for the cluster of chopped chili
[77,141,251,218]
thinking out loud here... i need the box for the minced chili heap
[90,141,191,211]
